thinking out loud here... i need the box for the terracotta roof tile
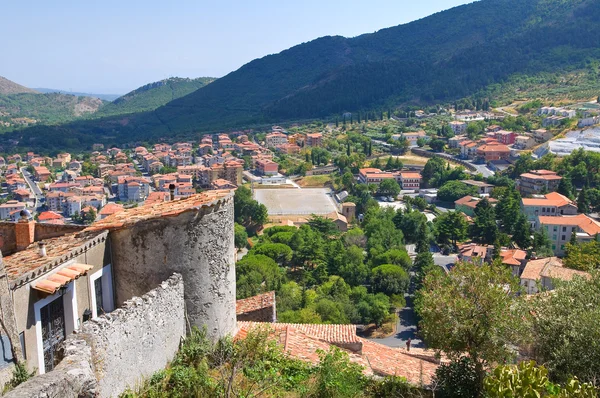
[236,322,438,385]
[84,190,233,232]
[3,230,107,286]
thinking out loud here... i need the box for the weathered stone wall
[84,273,185,397]
[109,196,236,341]
[5,274,185,398]
[34,223,86,242]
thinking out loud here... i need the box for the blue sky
[2,0,471,94]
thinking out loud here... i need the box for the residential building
[513,135,535,150]
[449,121,467,134]
[500,249,527,276]
[536,214,600,256]
[448,135,468,148]
[305,133,323,147]
[117,177,151,202]
[476,142,511,162]
[521,192,578,228]
[461,180,494,195]
[256,159,279,176]
[458,243,491,264]
[265,132,288,148]
[34,167,52,182]
[454,196,498,217]
[533,129,552,143]
[494,130,516,145]
[520,257,590,294]
[400,131,427,146]
[516,170,562,196]
[0,201,26,220]
[398,172,422,190]
[358,168,397,185]
[37,211,65,225]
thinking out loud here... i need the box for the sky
[1,0,472,94]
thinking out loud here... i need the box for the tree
[512,213,533,249]
[415,261,528,384]
[435,211,468,247]
[531,272,600,384]
[437,180,478,202]
[83,207,97,224]
[371,264,410,296]
[416,137,426,148]
[338,245,370,286]
[429,139,446,152]
[234,223,249,250]
[495,188,521,234]
[564,240,600,272]
[377,179,401,198]
[252,243,293,265]
[307,215,339,237]
[470,198,498,244]
[557,177,574,200]
[373,249,412,270]
[577,187,590,214]
[236,254,284,299]
[422,157,446,187]
[434,357,481,398]
[533,228,554,258]
[234,186,268,230]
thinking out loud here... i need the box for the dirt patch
[295,175,333,187]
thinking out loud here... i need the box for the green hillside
[0,92,105,130]
[5,0,600,151]
[94,77,215,117]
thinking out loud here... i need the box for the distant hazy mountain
[34,88,121,102]
[0,76,38,95]
[5,0,600,152]
[150,0,600,130]
[94,77,215,117]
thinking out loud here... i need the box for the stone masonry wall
[109,196,236,341]
[6,274,185,398]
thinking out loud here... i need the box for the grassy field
[295,174,333,187]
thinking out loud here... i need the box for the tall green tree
[371,264,410,296]
[531,272,600,384]
[557,177,574,200]
[577,187,590,214]
[470,198,498,244]
[435,211,468,247]
[416,261,528,384]
[512,214,533,249]
[532,228,554,258]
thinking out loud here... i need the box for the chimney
[169,184,176,201]
[15,211,35,251]
[38,241,47,257]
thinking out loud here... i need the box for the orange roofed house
[517,170,562,196]
[520,257,590,294]
[536,213,600,256]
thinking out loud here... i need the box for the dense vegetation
[95,77,215,117]
[0,92,105,129]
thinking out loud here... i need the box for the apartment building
[537,214,600,256]
[517,170,562,196]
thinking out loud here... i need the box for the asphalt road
[20,167,44,211]
[367,253,457,348]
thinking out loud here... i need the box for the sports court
[254,188,338,215]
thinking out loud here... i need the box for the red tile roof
[3,230,107,286]
[33,263,93,294]
[37,211,64,221]
[236,291,276,315]
[236,322,438,385]
[538,214,600,236]
[85,190,233,232]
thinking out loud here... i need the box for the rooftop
[521,257,590,283]
[86,190,233,232]
[522,192,573,207]
[538,214,600,236]
[3,230,107,286]
[236,322,438,384]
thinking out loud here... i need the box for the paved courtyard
[254,188,338,215]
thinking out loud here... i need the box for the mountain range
[33,89,121,102]
[4,0,600,152]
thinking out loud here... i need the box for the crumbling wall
[34,223,85,242]
[0,223,17,255]
[5,274,185,398]
[109,196,236,341]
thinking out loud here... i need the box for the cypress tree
[346,141,351,156]
[577,187,590,214]
[335,117,339,128]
